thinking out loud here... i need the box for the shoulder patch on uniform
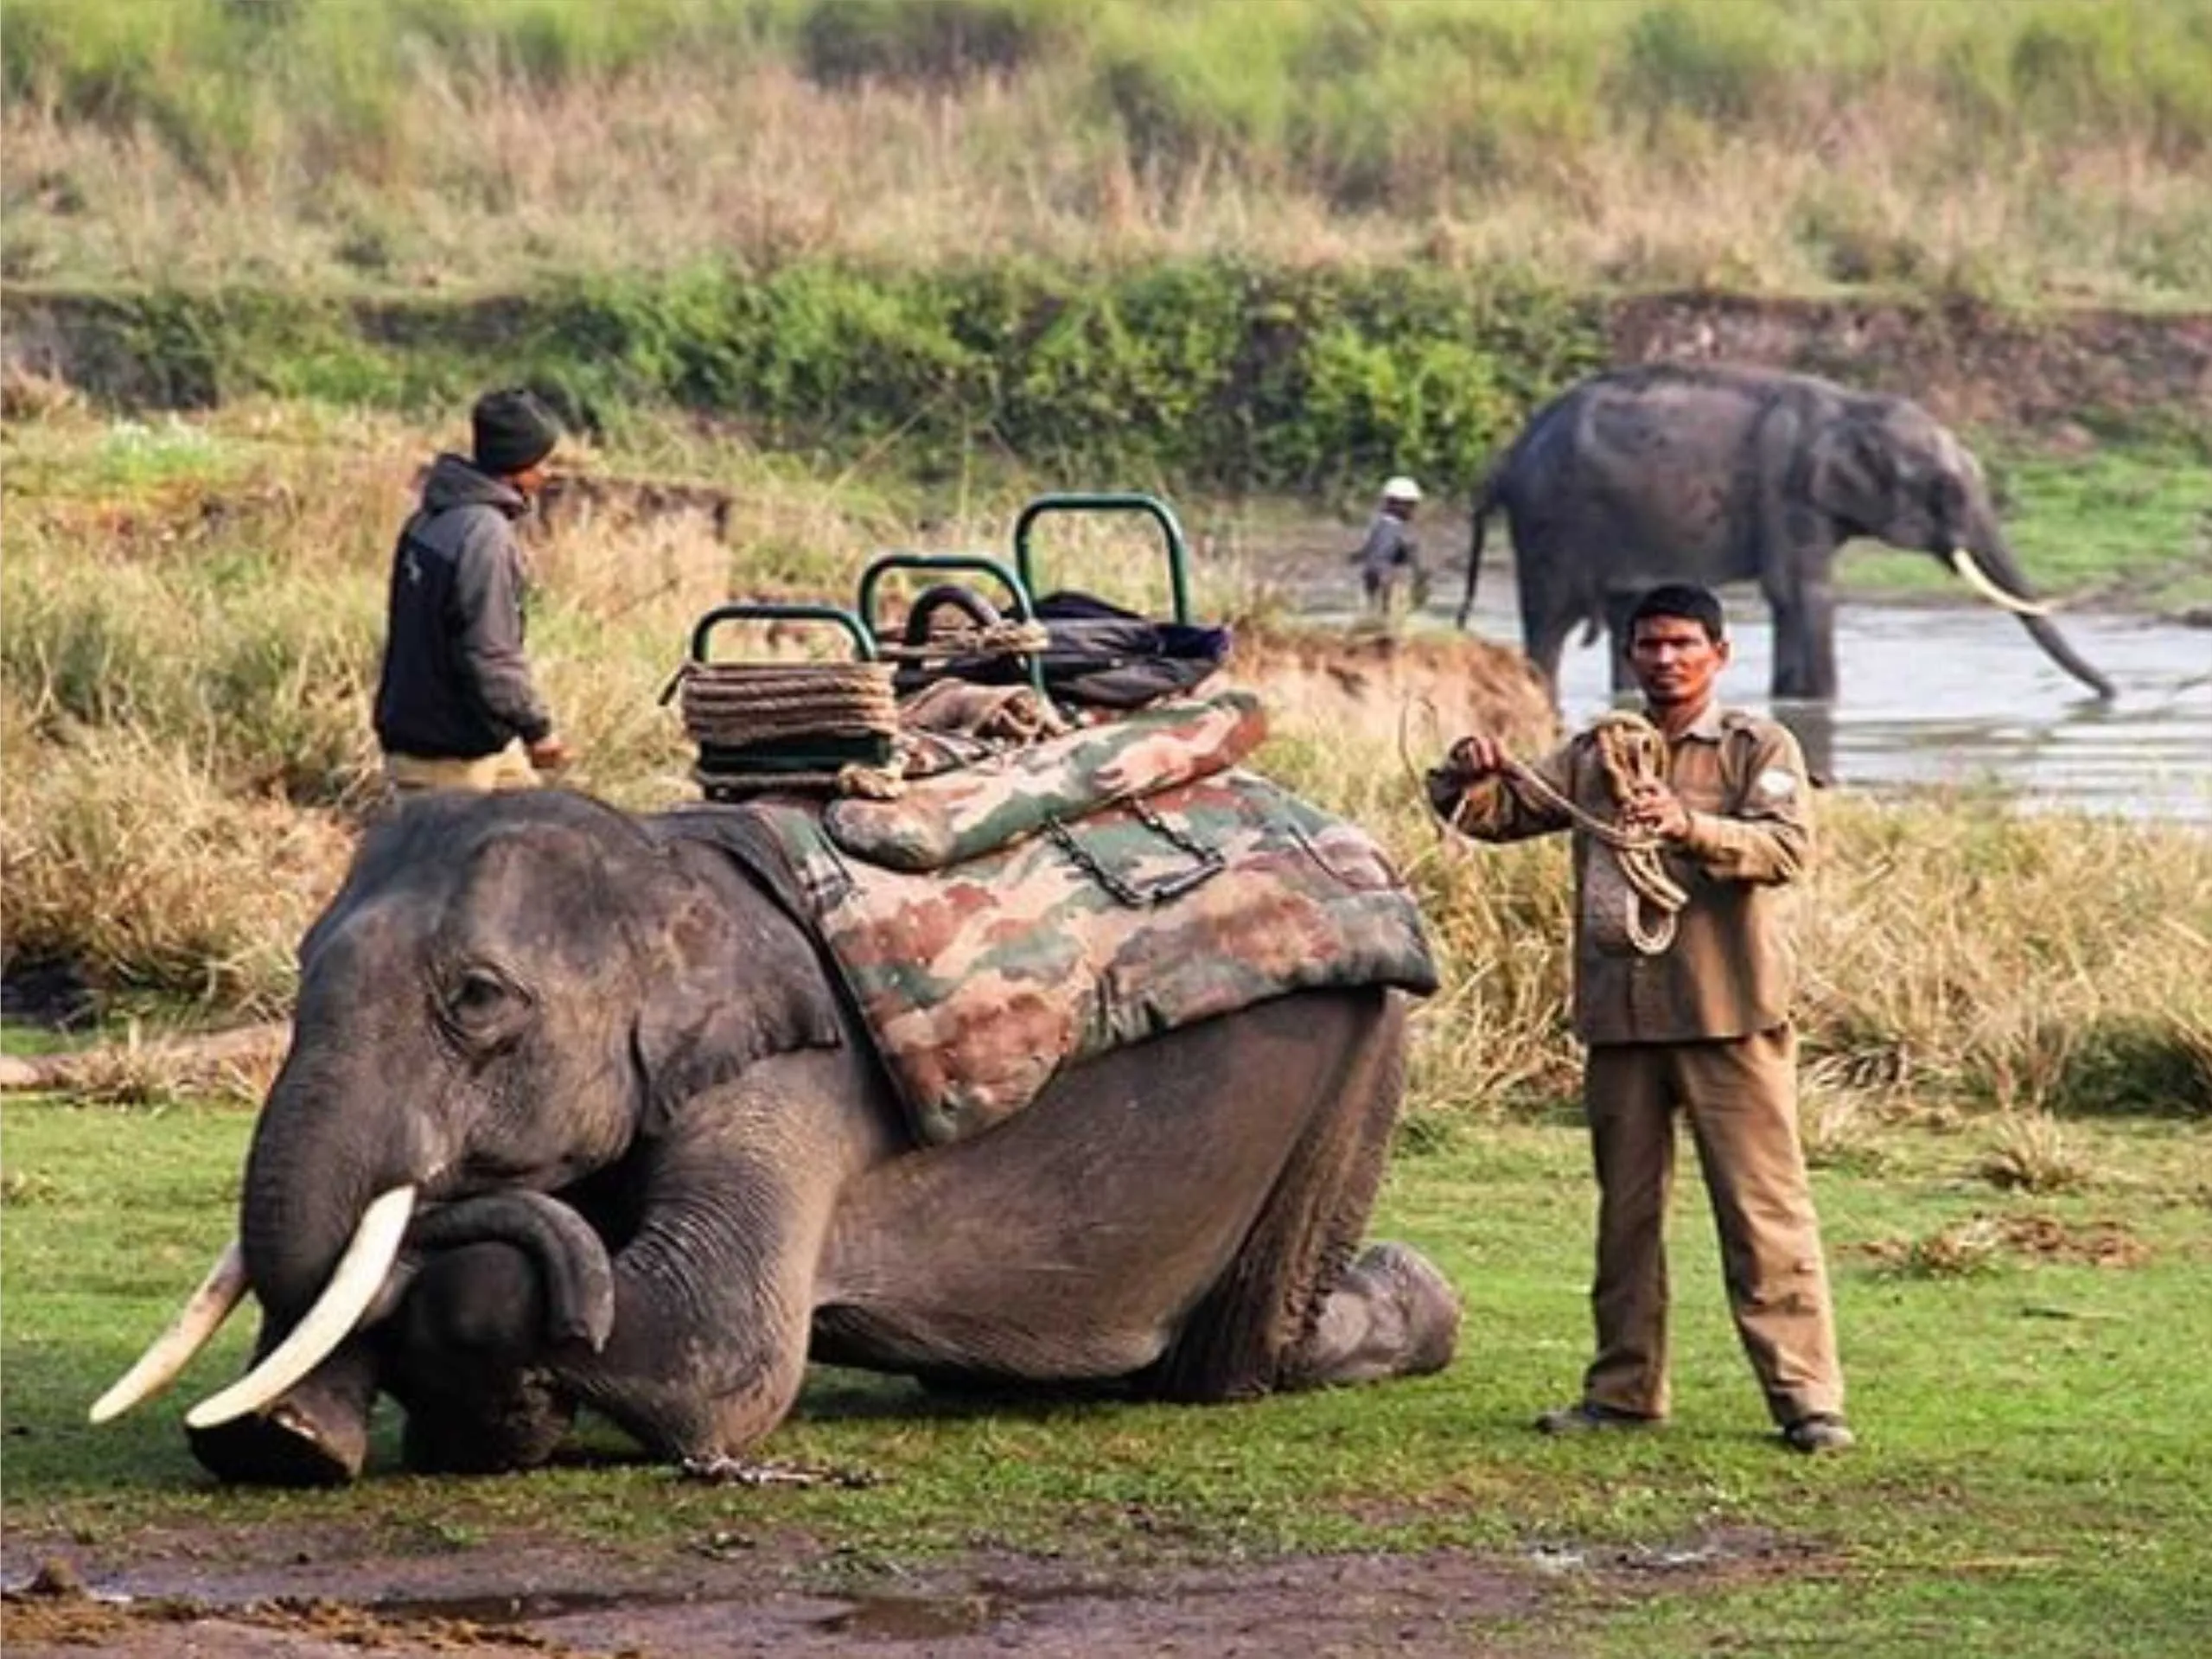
[1753,767,1799,801]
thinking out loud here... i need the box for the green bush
[10,264,1610,495]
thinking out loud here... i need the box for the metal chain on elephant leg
[679,1453,885,1489]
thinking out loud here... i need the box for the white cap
[1381,475,1422,503]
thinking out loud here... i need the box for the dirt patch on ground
[1855,1212,2152,1277]
[3,1517,1831,1657]
[1232,624,1557,758]
[1991,1213,2151,1267]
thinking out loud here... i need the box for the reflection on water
[1448,584,2212,824]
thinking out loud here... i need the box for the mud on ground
[1231,624,1558,759]
[3,1516,1829,1656]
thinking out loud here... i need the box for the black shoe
[1534,1401,1657,1435]
[1782,1413,1856,1454]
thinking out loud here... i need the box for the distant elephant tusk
[88,1241,249,1424]
[1949,549,2051,618]
[184,1186,417,1431]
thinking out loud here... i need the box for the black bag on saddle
[899,590,1231,711]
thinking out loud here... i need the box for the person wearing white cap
[1351,475,1426,628]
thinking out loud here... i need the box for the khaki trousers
[383,741,540,796]
[1579,1026,1844,1426]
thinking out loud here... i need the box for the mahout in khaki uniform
[1429,582,1852,1454]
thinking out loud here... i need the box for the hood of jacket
[418,453,528,519]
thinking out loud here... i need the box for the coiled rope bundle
[666,660,904,800]
[665,617,1059,801]
[877,618,1054,665]
[1430,711,1689,956]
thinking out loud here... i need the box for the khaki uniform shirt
[1430,702,1813,1046]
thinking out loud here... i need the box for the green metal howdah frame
[854,550,1049,703]
[677,492,1199,764]
[1013,491,1193,625]
[686,600,878,667]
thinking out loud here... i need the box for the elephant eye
[443,965,530,1041]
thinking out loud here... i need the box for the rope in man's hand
[1406,701,1687,956]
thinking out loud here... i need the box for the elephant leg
[1144,990,1429,1401]
[1767,577,1839,701]
[186,1334,379,1487]
[1512,536,1581,701]
[1283,1241,1461,1388]
[1602,587,1648,695]
[1526,624,1571,701]
[398,1373,576,1476]
[1520,588,1576,702]
[523,1052,864,1466]
[378,1241,580,1475]
[1760,512,1841,701]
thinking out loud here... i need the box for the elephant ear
[629,855,843,1133]
[1927,466,1972,551]
[1805,419,1896,527]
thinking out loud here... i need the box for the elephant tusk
[1949,550,2051,618]
[184,1186,417,1431]
[88,1241,249,1424]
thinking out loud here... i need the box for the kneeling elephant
[97,788,1461,1484]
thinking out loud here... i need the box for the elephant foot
[398,1373,576,1476]
[1287,1241,1463,1389]
[188,1396,367,1487]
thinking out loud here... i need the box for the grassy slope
[4,1096,2209,1653]
[3,0,2209,305]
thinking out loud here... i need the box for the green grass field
[4,1094,2209,1653]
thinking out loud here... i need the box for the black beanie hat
[471,387,561,475]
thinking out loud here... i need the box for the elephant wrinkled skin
[104,789,1460,1484]
[1457,362,2114,704]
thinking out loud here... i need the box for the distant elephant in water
[1454,363,2114,703]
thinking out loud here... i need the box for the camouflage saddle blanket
[659,695,1436,1146]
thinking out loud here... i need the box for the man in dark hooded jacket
[373,388,570,792]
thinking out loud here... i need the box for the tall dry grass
[4,0,2208,303]
[5,400,2208,1121]
[0,399,1287,999]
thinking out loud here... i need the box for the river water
[1441,582,2211,825]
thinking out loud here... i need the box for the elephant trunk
[2018,609,2118,701]
[406,1190,617,1351]
[237,1056,415,1329]
[187,1186,416,1429]
[187,1036,617,1431]
[1956,527,2116,700]
[89,1043,427,1429]
[186,1189,617,1431]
